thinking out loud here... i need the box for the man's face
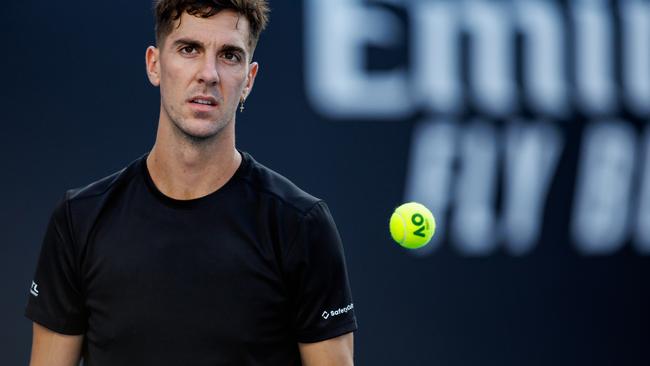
[146,10,258,141]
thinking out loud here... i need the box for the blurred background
[2,0,649,364]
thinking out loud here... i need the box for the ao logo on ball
[389,202,436,250]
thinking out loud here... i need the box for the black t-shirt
[25,151,357,365]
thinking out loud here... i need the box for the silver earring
[239,98,246,113]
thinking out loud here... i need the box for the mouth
[187,95,219,109]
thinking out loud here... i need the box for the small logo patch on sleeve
[30,281,39,297]
[321,303,354,320]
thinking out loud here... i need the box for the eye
[180,46,197,55]
[222,52,241,63]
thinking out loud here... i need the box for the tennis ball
[390,202,436,249]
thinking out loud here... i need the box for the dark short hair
[154,0,270,53]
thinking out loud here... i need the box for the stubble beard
[173,116,230,145]
[164,103,235,146]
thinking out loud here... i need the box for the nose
[197,55,220,86]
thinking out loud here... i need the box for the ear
[145,46,161,87]
[242,62,259,100]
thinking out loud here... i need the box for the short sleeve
[285,201,357,343]
[25,195,87,335]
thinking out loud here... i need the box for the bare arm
[29,322,83,366]
[298,332,354,366]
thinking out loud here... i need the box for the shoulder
[66,168,126,203]
[65,154,144,203]
[237,152,342,262]
[56,154,145,241]
[238,151,323,216]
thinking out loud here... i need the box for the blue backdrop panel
[1,1,648,365]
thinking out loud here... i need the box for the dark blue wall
[2,1,649,365]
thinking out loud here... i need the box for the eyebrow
[171,38,247,56]
[172,37,204,50]
[219,44,246,56]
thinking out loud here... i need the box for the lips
[187,95,218,108]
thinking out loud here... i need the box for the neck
[146,116,241,200]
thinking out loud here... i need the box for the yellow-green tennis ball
[390,202,436,249]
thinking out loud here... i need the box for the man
[25,1,357,365]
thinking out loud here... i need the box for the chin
[174,118,229,141]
